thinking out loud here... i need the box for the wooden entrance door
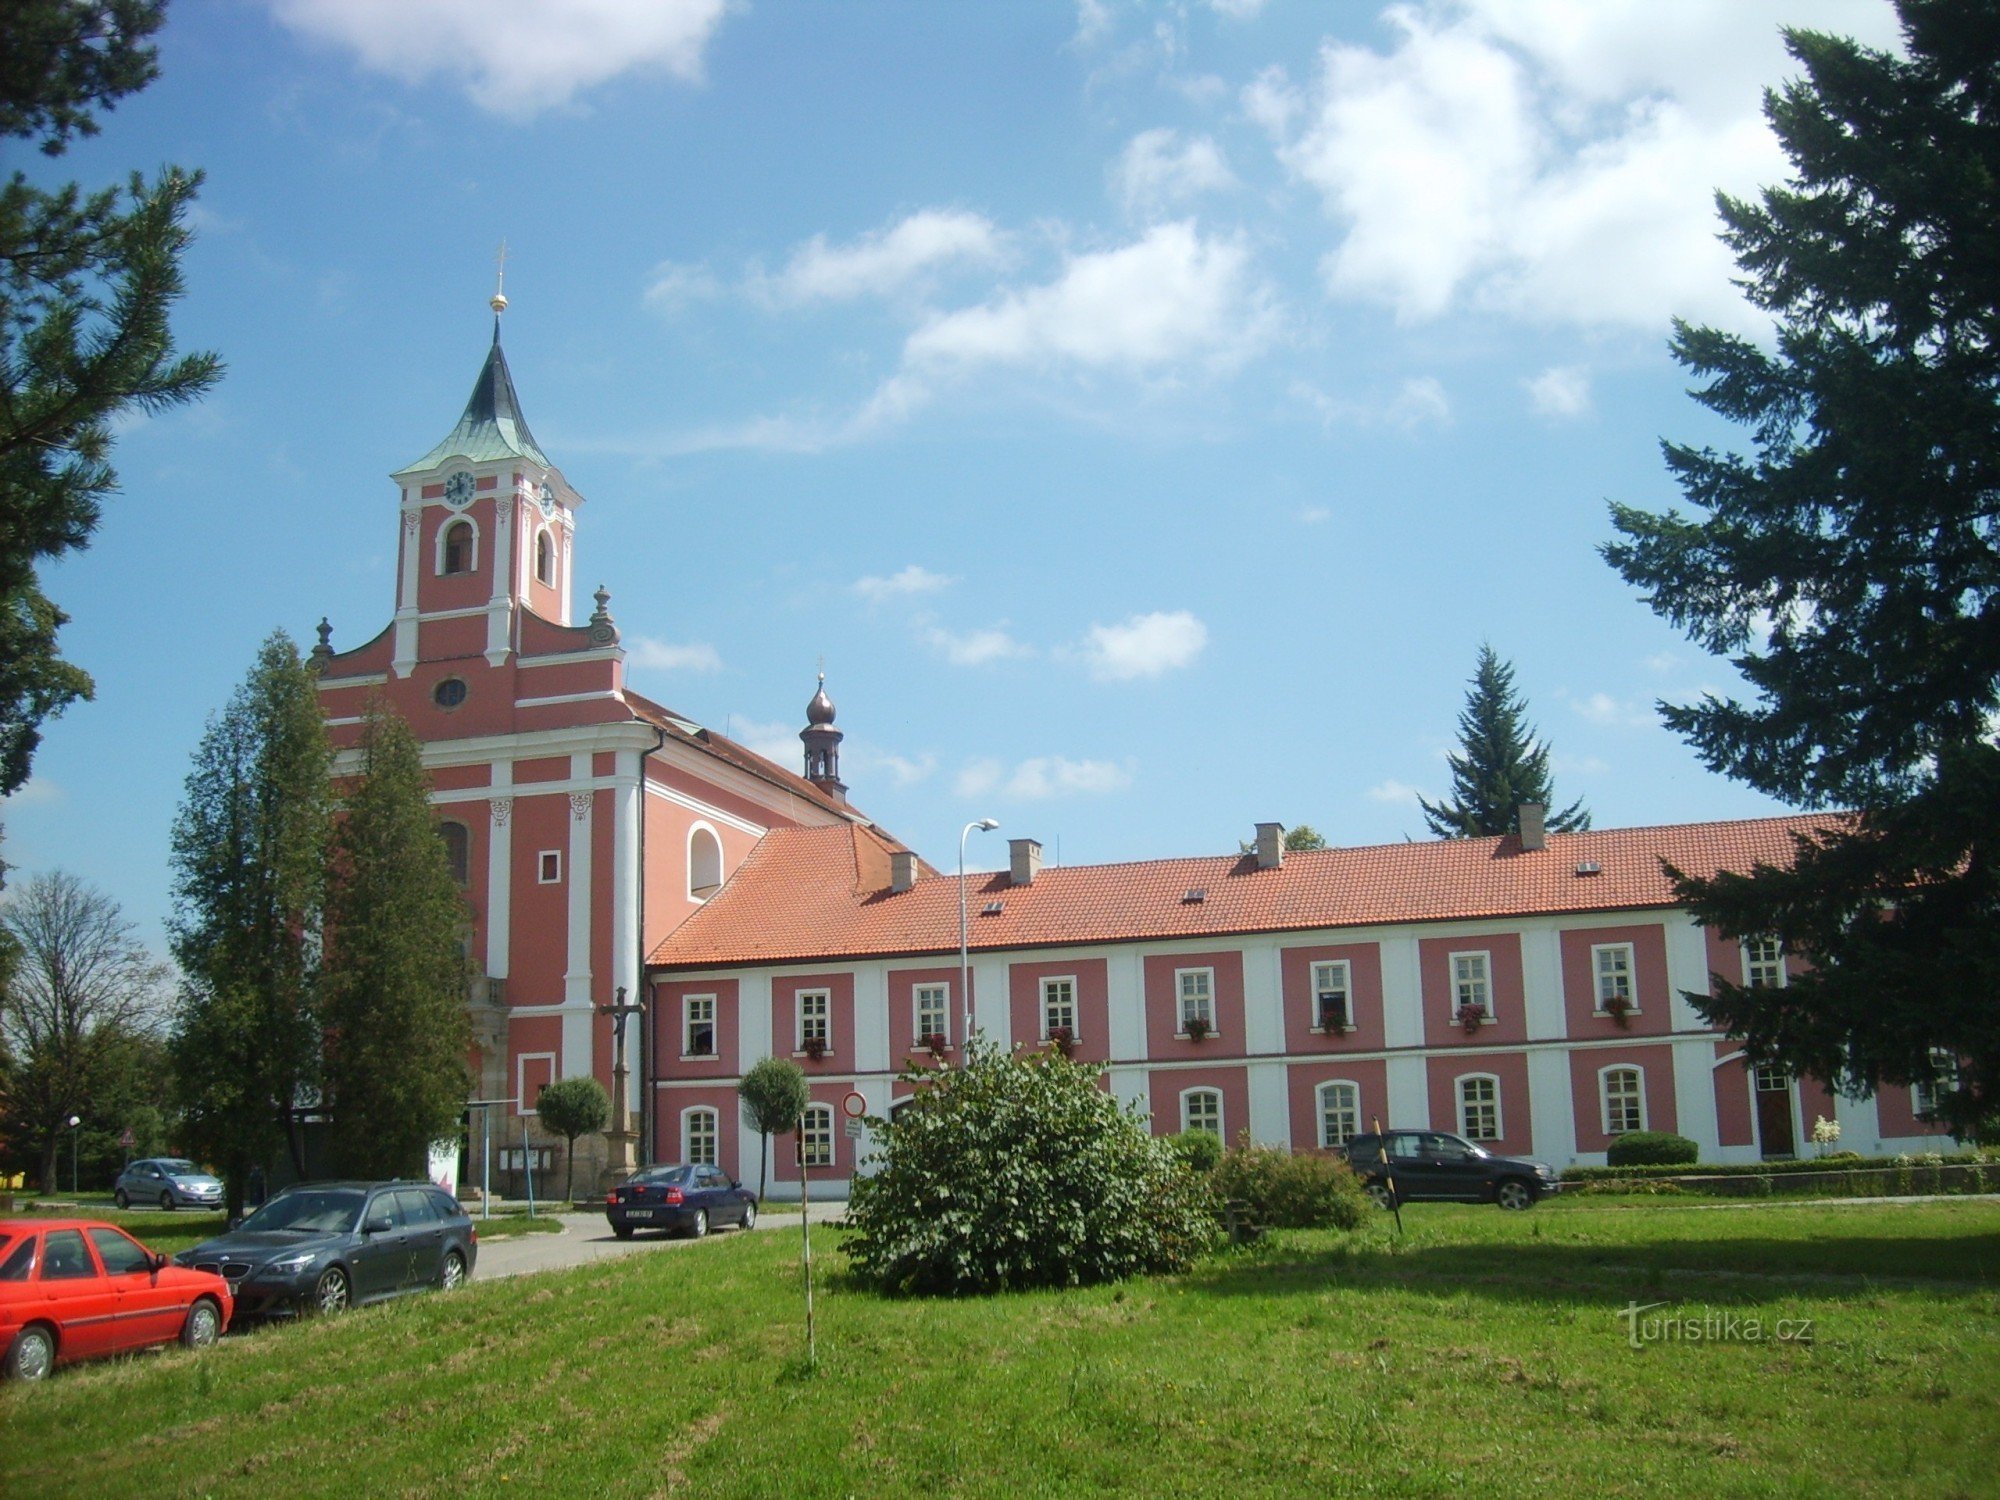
[1755,1065,1795,1157]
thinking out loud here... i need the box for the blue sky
[7,0,1903,951]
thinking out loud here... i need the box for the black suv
[176,1181,477,1318]
[1339,1131,1559,1210]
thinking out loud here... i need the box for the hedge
[1604,1131,1697,1167]
[1561,1149,1989,1183]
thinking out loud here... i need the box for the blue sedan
[604,1164,756,1240]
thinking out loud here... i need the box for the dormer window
[441,519,474,575]
[536,530,554,586]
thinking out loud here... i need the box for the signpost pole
[799,1127,815,1370]
[1372,1115,1404,1235]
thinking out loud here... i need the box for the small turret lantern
[800,670,846,802]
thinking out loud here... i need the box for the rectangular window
[1602,1069,1644,1135]
[1452,952,1491,1018]
[1318,1082,1360,1147]
[1311,960,1351,1031]
[1744,937,1785,989]
[683,995,716,1058]
[1042,977,1077,1038]
[537,850,562,884]
[1457,1076,1500,1141]
[1182,1089,1223,1136]
[1913,1050,1959,1119]
[914,984,950,1044]
[685,1109,718,1167]
[1593,944,1636,1011]
[797,990,830,1050]
[800,1106,834,1169]
[1177,968,1214,1033]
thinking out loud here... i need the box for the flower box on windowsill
[1599,997,1635,1028]
[679,1051,720,1063]
[920,1032,951,1058]
[1313,1014,1354,1036]
[1181,1018,1213,1043]
[1045,1026,1077,1057]
[799,1038,830,1061]
[1456,1004,1490,1034]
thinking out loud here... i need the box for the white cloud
[901,222,1277,378]
[626,636,722,673]
[1568,691,1657,729]
[1526,364,1591,417]
[956,756,1134,800]
[850,748,937,786]
[1207,0,1268,18]
[1643,650,1681,674]
[1079,610,1208,681]
[1113,129,1236,216]
[1297,504,1331,525]
[853,564,953,603]
[269,0,729,117]
[1260,1,1901,331]
[2,777,64,808]
[727,716,803,769]
[756,211,1006,306]
[927,625,1034,667]
[1072,0,1115,48]
[1366,779,1425,807]
[643,261,722,314]
[1293,376,1451,432]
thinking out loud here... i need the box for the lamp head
[976,818,999,831]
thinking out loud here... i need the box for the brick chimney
[1009,838,1042,887]
[1254,822,1285,870]
[1518,803,1546,852]
[890,850,917,893]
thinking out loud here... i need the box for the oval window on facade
[434,678,468,709]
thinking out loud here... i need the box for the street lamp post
[959,818,999,1055]
[66,1115,81,1195]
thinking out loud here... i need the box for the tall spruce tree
[319,703,470,1180]
[0,1,221,797]
[1419,645,1589,839]
[1603,0,2000,1138]
[167,631,329,1213]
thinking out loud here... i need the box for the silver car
[114,1158,225,1211]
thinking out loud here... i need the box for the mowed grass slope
[4,1199,1996,1498]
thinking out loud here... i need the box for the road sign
[119,1128,135,1149]
[841,1090,867,1119]
[844,1118,863,1139]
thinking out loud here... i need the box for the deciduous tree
[737,1056,807,1202]
[535,1075,608,1204]
[319,703,470,1181]
[1603,0,2000,1137]
[1419,645,1588,839]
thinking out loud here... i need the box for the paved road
[473,1201,848,1281]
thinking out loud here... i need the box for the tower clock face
[537,480,557,518]
[443,470,475,508]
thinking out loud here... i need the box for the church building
[316,313,1960,1195]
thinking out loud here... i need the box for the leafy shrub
[1605,1131,1698,1167]
[1167,1129,1224,1174]
[846,1042,1219,1296]
[1570,1178,1687,1197]
[1208,1142,1369,1231]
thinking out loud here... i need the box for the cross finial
[491,240,509,316]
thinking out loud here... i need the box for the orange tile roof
[624,688,883,829]
[649,814,1839,970]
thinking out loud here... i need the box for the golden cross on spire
[491,240,510,315]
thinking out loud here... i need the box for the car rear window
[0,1234,33,1282]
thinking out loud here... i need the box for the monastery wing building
[319,324,1959,1195]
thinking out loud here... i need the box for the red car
[1,1218,233,1382]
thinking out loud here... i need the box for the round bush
[1167,1129,1224,1174]
[1606,1131,1699,1167]
[846,1042,1219,1296]
[1209,1143,1369,1231]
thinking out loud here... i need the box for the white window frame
[1450,951,1492,1021]
[687,823,724,902]
[682,994,717,1059]
[1592,943,1638,1014]
[1600,1066,1645,1136]
[1317,1081,1361,1148]
[914,983,951,1046]
[796,989,831,1053]
[1457,1073,1502,1141]
[800,1104,834,1169]
[1913,1050,1959,1119]
[1743,936,1786,989]
[537,850,562,884]
[683,1106,719,1167]
[436,514,480,576]
[1176,967,1215,1036]
[1041,976,1077,1040]
[516,1052,557,1117]
[534,527,556,587]
[1311,960,1352,1032]
[1180,1087,1223,1137]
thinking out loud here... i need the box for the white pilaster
[610,751,641,1113]
[737,972,773,1073]
[1522,926,1565,1040]
[1671,1039,1720,1161]
[1385,1053,1428,1130]
[1106,947,1145,1061]
[561,755,594,1077]
[1839,1089,1882,1155]
[854,962,889,1076]
[1380,936,1423,1050]
[1665,915,1715,1032]
[1106,1066,1150,1119]
[486,493,515,666]
[1526,1047,1577,1164]
[393,503,421,678]
[971,958,1009,1051]
[1247,1059,1290,1148]
[483,764,512,981]
[1241,938,1285,1056]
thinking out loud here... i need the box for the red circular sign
[841,1090,867,1120]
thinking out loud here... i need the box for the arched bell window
[441,519,475,575]
[536,529,555,586]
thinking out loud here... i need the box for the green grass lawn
[3,1197,1995,1497]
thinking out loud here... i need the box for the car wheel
[181,1298,222,1350]
[1495,1179,1534,1211]
[1364,1180,1396,1210]
[3,1325,56,1383]
[114,1189,130,1210]
[612,1224,634,1241]
[440,1250,467,1291]
[159,1191,175,1211]
[689,1209,709,1239]
[739,1202,757,1232]
[312,1265,351,1314]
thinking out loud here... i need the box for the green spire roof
[395,325,551,475]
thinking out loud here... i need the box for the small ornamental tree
[738,1056,808,1201]
[847,1040,1219,1296]
[535,1075,608,1203]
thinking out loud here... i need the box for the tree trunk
[39,1138,60,1196]
[564,1135,578,1204]
[757,1131,768,1202]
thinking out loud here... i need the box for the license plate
[624,1209,653,1219]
